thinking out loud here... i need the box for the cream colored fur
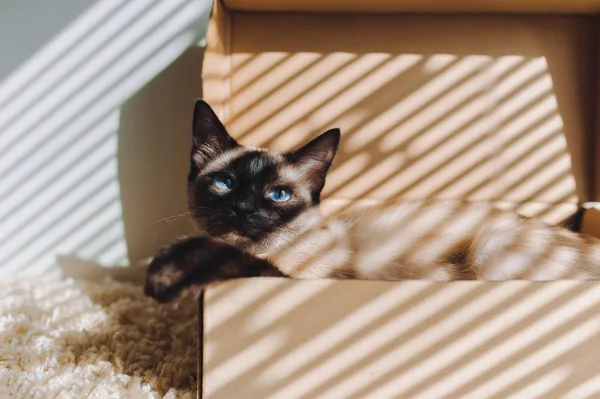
[244,201,600,281]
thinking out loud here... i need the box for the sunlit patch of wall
[0,0,212,280]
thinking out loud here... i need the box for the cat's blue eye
[213,174,233,190]
[267,188,291,202]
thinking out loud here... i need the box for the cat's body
[259,200,600,282]
[144,100,600,303]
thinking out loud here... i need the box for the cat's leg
[144,235,286,303]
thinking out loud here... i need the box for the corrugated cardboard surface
[198,5,600,398]
[224,0,600,14]
[595,15,600,202]
[202,278,600,399]
[203,10,595,225]
[583,208,600,238]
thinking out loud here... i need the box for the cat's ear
[191,100,239,167]
[287,128,340,195]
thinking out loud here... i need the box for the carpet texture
[0,277,198,399]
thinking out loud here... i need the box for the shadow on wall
[0,0,210,280]
[118,46,202,267]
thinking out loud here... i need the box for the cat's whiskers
[152,211,192,225]
[204,219,226,232]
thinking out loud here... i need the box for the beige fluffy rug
[0,277,198,399]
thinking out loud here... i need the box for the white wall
[0,0,211,280]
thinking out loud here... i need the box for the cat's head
[187,100,340,251]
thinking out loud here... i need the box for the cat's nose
[232,197,257,218]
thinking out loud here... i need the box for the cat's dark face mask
[191,150,305,242]
[186,100,340,247]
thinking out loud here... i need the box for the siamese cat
[144,100,600,303]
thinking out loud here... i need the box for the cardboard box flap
[203,9,595,225]
[224,0,600,14]
[203,0,231,120]
[202,278,600,399]
[583,207,600,238]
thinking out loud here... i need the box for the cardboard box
[198,1,600,397]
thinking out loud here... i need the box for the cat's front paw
[144,235,213,303]
[144,234,283,303]
[144,258,186,303]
